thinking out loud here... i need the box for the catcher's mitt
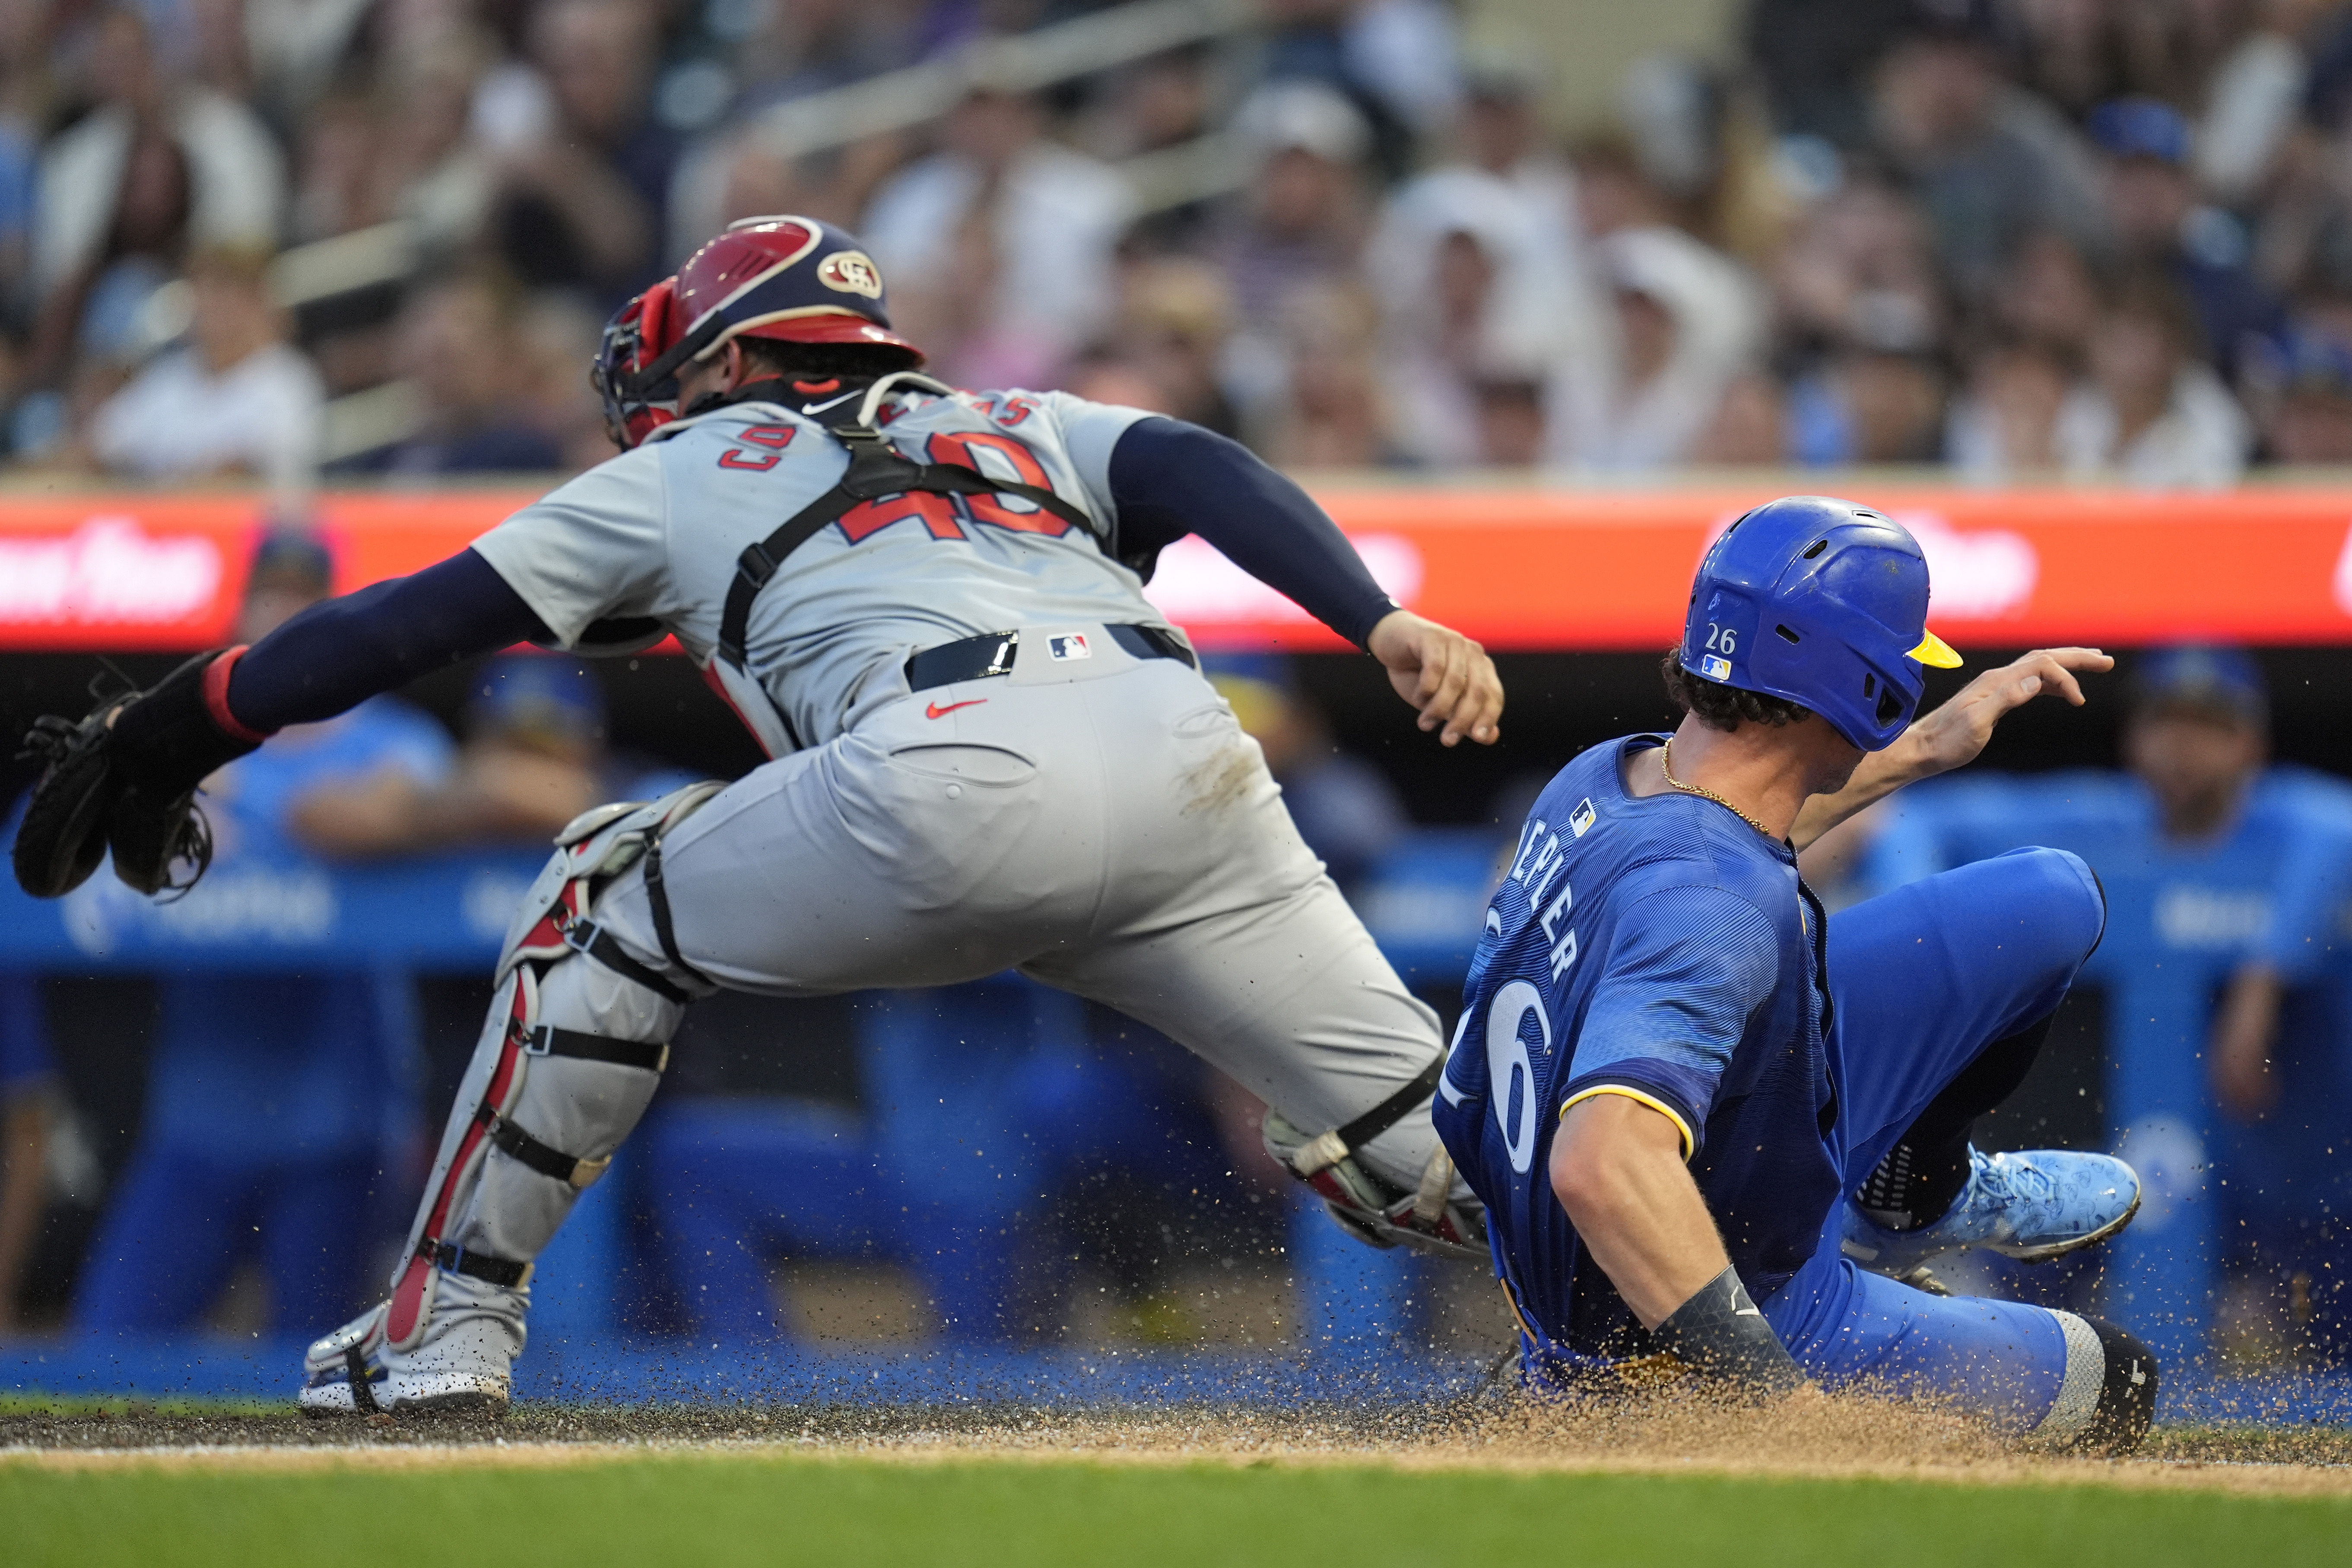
[12,651,260,899]
[12,679,136,898]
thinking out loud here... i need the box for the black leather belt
[905,625,1196,692]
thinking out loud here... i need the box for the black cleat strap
[346,1344,381,1414]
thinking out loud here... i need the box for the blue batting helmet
[1679,495,1962,750]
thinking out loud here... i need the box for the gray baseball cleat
[299,1269,526,1417]
[1841,1146,2141,1281]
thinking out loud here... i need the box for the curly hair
[1660,648,1814,733]
[738,337,920,381]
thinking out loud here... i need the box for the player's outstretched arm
[227,549,552,732]
[11,549,550,898]
[1552,1094,1727,1325]
[1552,1094,1805,1390]
[1789,647,2113,851]
[1107,419,1502,744]
[1366,609,1502,747]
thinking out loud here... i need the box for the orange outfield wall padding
[1,486,2349,653]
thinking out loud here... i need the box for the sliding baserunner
[1435,496,2155,1449]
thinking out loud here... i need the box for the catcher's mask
[591,216,925,451]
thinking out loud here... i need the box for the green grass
[6,1453,2349,1568]
[0,1392,277,1418]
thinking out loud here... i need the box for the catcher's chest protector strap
[715,424,1101,670]
[1283,1055,1448,1178]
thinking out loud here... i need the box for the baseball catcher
[13,216,1501,1413]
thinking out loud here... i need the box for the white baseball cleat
[299,1270,526,1417]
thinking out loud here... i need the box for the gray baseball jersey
[470,384,1172,753]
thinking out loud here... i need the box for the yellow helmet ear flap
[1908,630,1963,669]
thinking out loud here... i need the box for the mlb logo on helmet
[1700,654,1733,680]
[1047,634,1092,661]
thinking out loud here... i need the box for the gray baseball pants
[435,624,1452,1271]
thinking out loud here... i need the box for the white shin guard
[383,788,717,1353]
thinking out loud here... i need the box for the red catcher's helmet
[591,216,924,450]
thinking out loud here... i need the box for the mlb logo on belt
[1700,654,1733,681]
[1047,634,1092,661]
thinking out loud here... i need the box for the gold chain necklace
[1660,738,1776,839]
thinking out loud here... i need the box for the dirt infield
[6,1394,2350,1498]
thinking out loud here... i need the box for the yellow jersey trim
[1559,1084,1696,1161]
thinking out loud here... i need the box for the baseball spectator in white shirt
[31,9,283,358]
[861,86,1133,389]
[1547,223,1768,473]
[2054,269,2250,490]
[86,244,324,495]
[1366,61,1600,467]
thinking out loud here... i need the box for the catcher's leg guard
[1261,1057,1487,1263]
[301,785,720,1416]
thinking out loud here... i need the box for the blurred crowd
[18,0,2352,488]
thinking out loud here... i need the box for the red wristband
[201,646,273,743]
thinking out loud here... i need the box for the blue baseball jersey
[145,698,454,1164]
[2234,799,2352,1227]
[1863,767,2352,1134]
[1434,735,1839,1359]
[1861,766,2352,1358]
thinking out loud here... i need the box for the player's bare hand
[1367,609,1503,746]
[1902,647,2113,781]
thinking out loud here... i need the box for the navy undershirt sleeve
[225,547,552,733]
[1106,417,1398,648]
